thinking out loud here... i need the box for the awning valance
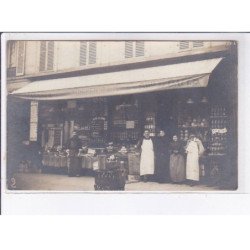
[11,58,223,100]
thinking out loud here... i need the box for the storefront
[10,48,237,189]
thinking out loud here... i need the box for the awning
[11,58,223,100]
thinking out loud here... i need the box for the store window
[111,96,140,143]
[125,41,145,58]
[39,41,55,72]
[79,41,97,66]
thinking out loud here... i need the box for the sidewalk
[12,173,217,191]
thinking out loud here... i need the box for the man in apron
[136,130,155,182]
[185,134,199,185]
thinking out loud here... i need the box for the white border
[2,33,250,214]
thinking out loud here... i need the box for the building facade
[6,40,238,190]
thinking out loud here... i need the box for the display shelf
[208,105,228,155]
[111,101,140,143]
[210,115,228,118]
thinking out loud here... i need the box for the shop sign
[211,128,227,134]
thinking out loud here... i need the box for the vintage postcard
[1,34,239,196]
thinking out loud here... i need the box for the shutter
[89,42,97,64]
[39,41,46,72]
[135,41,144,57]
[16,41,25,75]
[125,41,133,58]
[179,41,189,50]
[47,41,54,70]
[193,41,204,48]
[80,41,87,66]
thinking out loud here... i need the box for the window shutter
[125,41,133,58]
[89,42,97,64]
[39,41,46,72]
[193,41,204,48]
[179,41,189,50]
[135,41,144,57]
[16,41,25,75]
[47,41,54,70]
[80,41,87,66]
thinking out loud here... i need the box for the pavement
[12,172,217,192]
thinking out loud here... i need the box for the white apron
[186,141,199,181]
[140,139,155,176]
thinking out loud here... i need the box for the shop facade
[7,41,238,190]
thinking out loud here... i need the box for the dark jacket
[154,136,169,156]
[169,141,184,154]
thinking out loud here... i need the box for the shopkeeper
[169,135,185,183]
[185,134,199,185]
[66,131,82,177]
[154,130,170,183]
[136,129,155,182]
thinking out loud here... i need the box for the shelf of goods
[208,106,228,156]
[111,103,140,143]
[75,98,108,146]
[177,99,210,147]
[144,112,156,137]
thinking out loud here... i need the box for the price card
[126,120,135,129]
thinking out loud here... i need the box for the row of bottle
[211,106,227,117]
[211,118,227,129]
[144,124,156,130]
[179,129,209,142]
[209,144,227,155]
[210,134,227,142]
[112,131,140,141]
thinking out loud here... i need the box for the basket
[94,168,126,191]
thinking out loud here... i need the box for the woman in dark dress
[169,135,185,183]
[66,131,82,177]
[154,130,170,183]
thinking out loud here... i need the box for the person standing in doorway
[154,130,170,183]
[185,134,199,186]
[66,131,82,177]
[136,130,155,182]
[169,135,185,183]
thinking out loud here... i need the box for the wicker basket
[94,168,126,191]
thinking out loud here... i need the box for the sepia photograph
[3,37,238,192]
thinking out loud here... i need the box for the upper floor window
[7,41,25,77]
[39,41,55,72]
[79,41,97,66]
[193,41,204,48]
[125,41,145,58]
[179,41,204,51]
